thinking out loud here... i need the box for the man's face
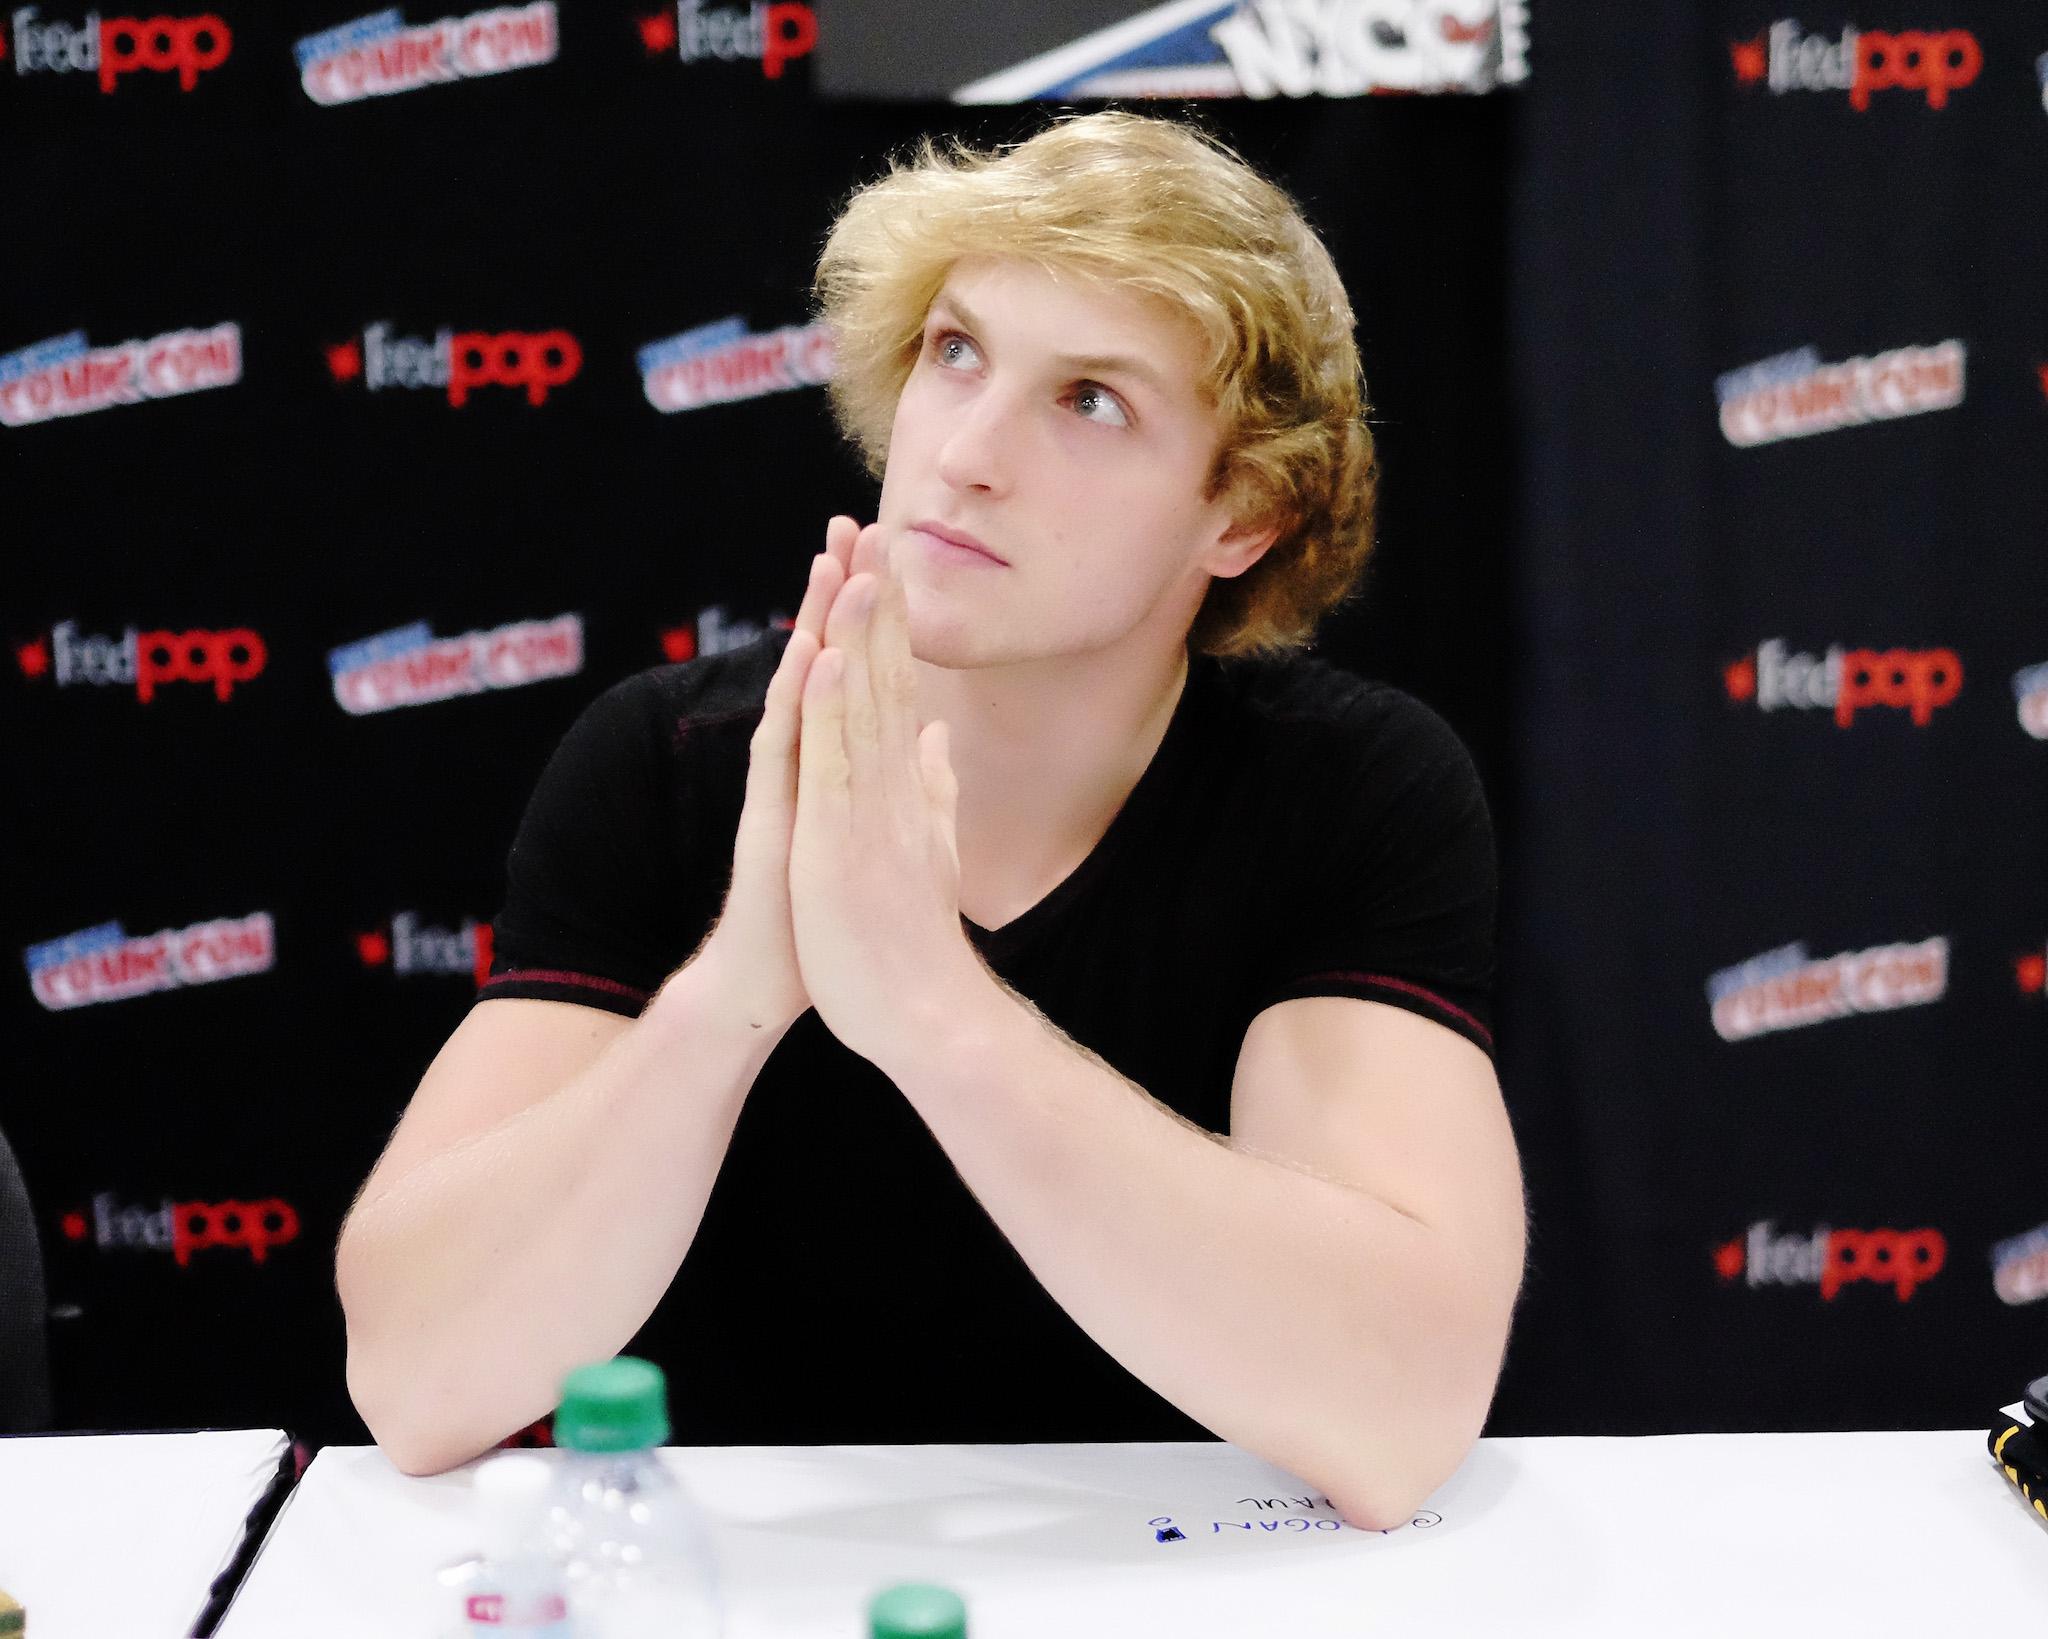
[876,255,1264,671]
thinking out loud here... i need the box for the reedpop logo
[16,620,266,702]
[6,8,231,91]
[325,322,581,407]
[2016,942,2045,1000]
[1722,639,1962,729]
[1715,1221,1947,1302]
[62,1194,300,1266]
[658,604,792,662]
[1729,21,1981,109]
[636,0,815,78]
[356,912,494,985]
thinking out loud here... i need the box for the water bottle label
[463,1590,573,1633]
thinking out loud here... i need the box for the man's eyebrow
[928,291,1172,398]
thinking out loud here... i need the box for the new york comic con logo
[0,325,240,427]
[329,614,583,714]
[1714,339,1964,447]
[638,315,833,413]
[947,0,1526,103]
[1992,1221,2048,1308]
[325,322,580,406]
[25,911,275,1010]
[5,8,230,91]
[2013,661,2048,740]
[1706,936,1948,1043]
[1715,1221,1947,1302]
[1728,21,1981,109]
[294,2,556,105]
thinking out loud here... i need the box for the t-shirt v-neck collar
[962,653,1211,952]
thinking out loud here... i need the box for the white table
[214,1426,2047,1636]
[0,1428,291,1639]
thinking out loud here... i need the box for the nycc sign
[328,614,584,714]
[1714,340,1964,448]
[0,325,240,427]
[637,315,833,413]
[294,3,557,104]
[949,0,1527,103]
[26,912,276,1010]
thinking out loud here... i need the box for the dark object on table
[1987,1381,2048,1531]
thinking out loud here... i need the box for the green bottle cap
[554,1356,670,1452]
[868,1583,967,1639]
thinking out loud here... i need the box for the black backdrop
[1499,3,2047,1434]
[9,1,2042,1456]
[4,7,1516,1447]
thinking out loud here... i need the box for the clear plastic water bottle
[435,1452,572,1637]
[548,1356,723,1639]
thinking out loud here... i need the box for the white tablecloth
[214,1427,2047,1637]
[0,1427,291,1639]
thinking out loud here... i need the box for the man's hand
[689,515,863,1032]
[789,524,993,1069]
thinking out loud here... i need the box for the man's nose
[934,386,1016,494]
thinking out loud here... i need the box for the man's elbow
[345,1340,498,1478]
[1322,1341,1505,1532]
[1324,1414,1483,1534]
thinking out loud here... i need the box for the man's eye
[933,331,979,368]
[1071,384,1129,428]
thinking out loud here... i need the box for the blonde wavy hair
[813,109,1377,660]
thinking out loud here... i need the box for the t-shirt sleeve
[1244,691,1498,1057]
[472,674,686,1020]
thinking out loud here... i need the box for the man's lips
[908,521,1007,565]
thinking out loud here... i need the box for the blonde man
[337,111,1526,1529]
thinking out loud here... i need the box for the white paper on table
[0,1428,289,1639]
[219,1431,2048,1639]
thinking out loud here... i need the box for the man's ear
[1201,516,1282,581]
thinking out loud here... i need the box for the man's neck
[914,637,1191,915]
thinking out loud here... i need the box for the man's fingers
[825,514,858,575]
[797,644,851,827]
[848,521,888,579]
[747,626,817,823]
[870,567,916,777]
[829,576,882,799]
[793,551,845,645]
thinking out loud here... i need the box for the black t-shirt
[473,629,1496,1444]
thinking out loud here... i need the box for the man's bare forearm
[880,981,1520,1530]
[336,957,786,1475]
